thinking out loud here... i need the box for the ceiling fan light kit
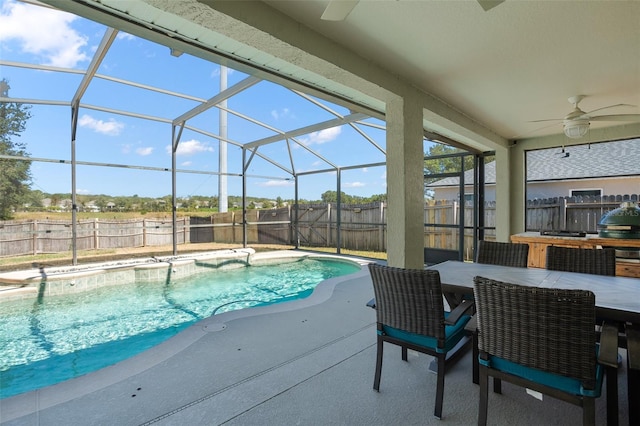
[563,118,590,139]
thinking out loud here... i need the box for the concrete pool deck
[0,252,630,425]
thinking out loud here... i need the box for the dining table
[427,260,640,424]
[427,260,640,325]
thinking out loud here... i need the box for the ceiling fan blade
[586,103,635,115]
[321,0,359,21]
[477,0,505,12]
[529,118,563,123]
[589,114,640,122]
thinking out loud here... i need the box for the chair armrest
[366,298,376,309]
[445,298,474,325]
[598,321,620,368]
[464,314,478,333]
[626,323,640,371]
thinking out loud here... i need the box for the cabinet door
[616,261,640,278]
[528,242,548,268]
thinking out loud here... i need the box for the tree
[0,80,32,220]
[424,144,472,178]
[367,193,387,203]
[423,143,493,195]
[321,190,353,203]
[22,189,44,211]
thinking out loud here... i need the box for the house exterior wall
[433,175,640,202]
[526,176,640,200]
[433,186,496,202]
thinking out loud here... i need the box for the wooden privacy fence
[190,201,491,256]
[526,194,640,232]
[0,218,188,257]
[1,195,636,258]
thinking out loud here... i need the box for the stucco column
[494,147,514,241]
[386,94,424,269]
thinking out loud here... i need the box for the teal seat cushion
[478,352,603,397]
[378,312,471,354]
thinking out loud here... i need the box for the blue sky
[0,0,393,201]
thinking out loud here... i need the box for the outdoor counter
[510,232,640,278]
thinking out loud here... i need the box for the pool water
[0,258,360,399]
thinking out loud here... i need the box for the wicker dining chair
[467,240,530,384]
[473,276,619,426]
[545,245,616,276]
[475,240,530,268]
[367,263,473,419]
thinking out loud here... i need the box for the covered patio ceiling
[36,0,640,153]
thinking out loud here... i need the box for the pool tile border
[0,249,368,303]
[0,248,256,302]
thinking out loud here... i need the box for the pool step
[0,285,38,302]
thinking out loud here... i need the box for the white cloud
[166,139,214,156]
[0,1,89,68]
[136,147,153,156]
[77,188,90,194]
[344,182,365,188]
[300,127,341,145]
[259,180,294,188]
[116,32,135,41]
[121,144,131,154]
[78,114,124,136]
[271,108,291,120]
[180,161,192,166]
[211,66,235,78]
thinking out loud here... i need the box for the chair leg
[493,377,502,394]
[630,364,640,425]
[605,365,618,426]
[472,329,479,385]
[373,337,383,391]
[402,346,408,361]
[478,366,489,426]
[583,397,596,426]
[434,353,445,419]
[627,323,640,426]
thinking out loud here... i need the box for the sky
[0,0,396,201]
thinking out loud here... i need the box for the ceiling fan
[476,1,505,12]
[321,0,359,21]
[531,95,640,139]
[321,0,504,21]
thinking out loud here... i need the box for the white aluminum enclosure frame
[0,2,404,263]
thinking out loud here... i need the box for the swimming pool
[0,255,360,399]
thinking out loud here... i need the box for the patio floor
[0,255,630,425]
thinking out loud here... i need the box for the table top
[427,261,640,323]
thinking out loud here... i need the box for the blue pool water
[0,257,360,399]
